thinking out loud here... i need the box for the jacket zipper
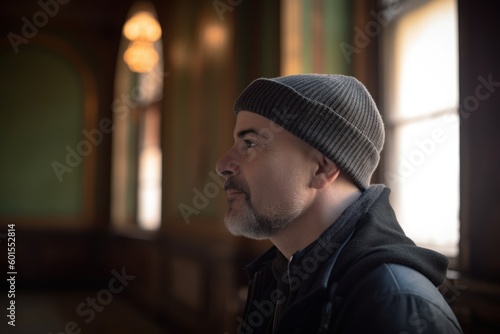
[287,255,294,294]
[273,255,294,333]
[272,299,280,333]
[244,271,259,329]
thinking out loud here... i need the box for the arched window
[111,2,164,231]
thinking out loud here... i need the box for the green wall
[0,46,83,217]
[301,0,352,75]
[324,0,352,75]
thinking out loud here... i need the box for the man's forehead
[233,111,276,135]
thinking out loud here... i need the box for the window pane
[391,0,458,122]
[138,145,162,230]
[137,106,162,230]
[387,115,460,256]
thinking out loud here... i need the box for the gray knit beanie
[233,74,385,190]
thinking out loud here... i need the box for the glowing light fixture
[123,41,159,73]
[123,11,162,73]
[203,24,226,49]
[123,11,162,42]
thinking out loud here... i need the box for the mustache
[224,177,249,195]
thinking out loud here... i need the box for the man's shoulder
[334,263,462,333]
[348,263,445,302]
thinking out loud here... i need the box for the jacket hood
[330,186,449,292]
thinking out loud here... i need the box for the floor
[1,289,171,334]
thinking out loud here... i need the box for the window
[382,0,459,256]
[111,2,163,231]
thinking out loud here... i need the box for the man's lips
[225,189,244,196]
[224,178,247,198]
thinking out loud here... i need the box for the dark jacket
[237,185,462,334]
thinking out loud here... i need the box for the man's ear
[311,154,340,189]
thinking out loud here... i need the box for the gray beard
[224,195,293,240]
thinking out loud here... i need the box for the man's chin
[224,217,271,241]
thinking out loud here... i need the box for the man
[216,74,462,333]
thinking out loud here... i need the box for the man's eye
[244,140,256,148]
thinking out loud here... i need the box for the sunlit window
[382,0,459,256]
[111,2,163,231]
[137,103,162,230]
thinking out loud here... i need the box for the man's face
[216,111,316,240]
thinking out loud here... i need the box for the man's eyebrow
[236,129,259,139]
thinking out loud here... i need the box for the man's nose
[216,148,240,178]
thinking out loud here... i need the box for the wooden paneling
[0,228,107,288]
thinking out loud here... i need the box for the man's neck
[270,186,362,259]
